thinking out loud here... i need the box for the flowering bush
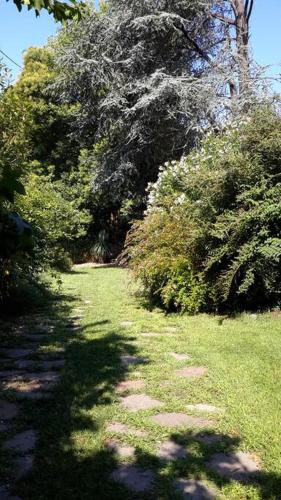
[127,107,281,312]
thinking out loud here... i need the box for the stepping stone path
[110,465,155,493]
[175,478,217,499]
[170,352,191,361]
[152,413,215,428]
[140,332,162,337]
[0,314,67,498]
[0,371,23,379]
[163,326,178,333]
[105,439,135,458]
[120,355,148,367]
[106,422,148,437]
[13,454,34,480]
[120,321,134,328]
[3,430,37,453]
[116,380,144,393]
[0,349,34,359]
[206,452,260,483]
[14,359,65,371]
[157,440,187,461]
[121,394,163,411]
[22,334,47,342]
[0,486,21,500]
[186,404,223,413]
[176,366,207,378]
[0,422,11,433]
[194,433,225,446]
[0,400,19,420]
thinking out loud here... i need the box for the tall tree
[54,0,228,217]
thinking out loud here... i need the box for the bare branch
[211,12,235,25]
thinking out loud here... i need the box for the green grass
[1,266,281,499]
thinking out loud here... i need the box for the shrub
[14,170,90,271]
[127,107,281,312]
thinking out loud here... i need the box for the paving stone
[106,422,148,437]
[22,334,47,342]
[0,422,11,433]
[206,452,260,482]
[3,429,37,453]
[13,454,34,479]
[186,404,223,413]
[0,349,34,360]
[40,359,65,370]
[110,465,155,493]
[16,392,52,401]
[152,413,215,428]
[140,332,162,337]
[38,348,65,360]
[121,394,163,411]
[176,367,207,378]
[194,433,225,446]
[0,486,22,500]
[170,353,191,361]
[163,327,178,333]
[116,380,145,393]
[120,355,148,367]
[157,440,187,461]
[0,371,24,379]
[105,439,135,458]
[0,400,19,420]
[120,321,134,328]
[175,478,217,499]
[2,372,59,394]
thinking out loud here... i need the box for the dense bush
[15,170,90,271]
[127,108,281,312]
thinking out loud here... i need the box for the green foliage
[90,229,112,263]
[128,107,281,312]
[9,0,84,22]
[15,170,90,270]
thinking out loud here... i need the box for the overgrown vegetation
[1,1,280,313]
[127,108,281,312]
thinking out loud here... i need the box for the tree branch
[246,0,254,22]
[211,12,235,25]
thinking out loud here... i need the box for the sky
[0,0,280,88]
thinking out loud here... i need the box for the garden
[0,1,281,498]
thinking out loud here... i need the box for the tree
[8,0,83,22]
[54,0,228,226]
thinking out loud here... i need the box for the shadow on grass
[0,286,280,500]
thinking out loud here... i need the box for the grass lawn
[1,266,281,499]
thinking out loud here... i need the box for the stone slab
[13,454,34,479]
[0,486,22,500]
[120,355,148,367]
[3,430,37,453]
[170,353,191,361]
[157,440,187,461]
[110,465,155,493]
[121,394,163,411]
[194,434,225,446]
[120,321,134,328]
[140,333,162,338]
[0,349,34,360]
[116,380,144,393]
[152,413,215,428]
[105,439,135,458]
[106,422,147,437]
[176,367,207,378]
[186,404,222,413]
[206,452,260,482]
[0,400,19,420]
[175,478,217,499]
